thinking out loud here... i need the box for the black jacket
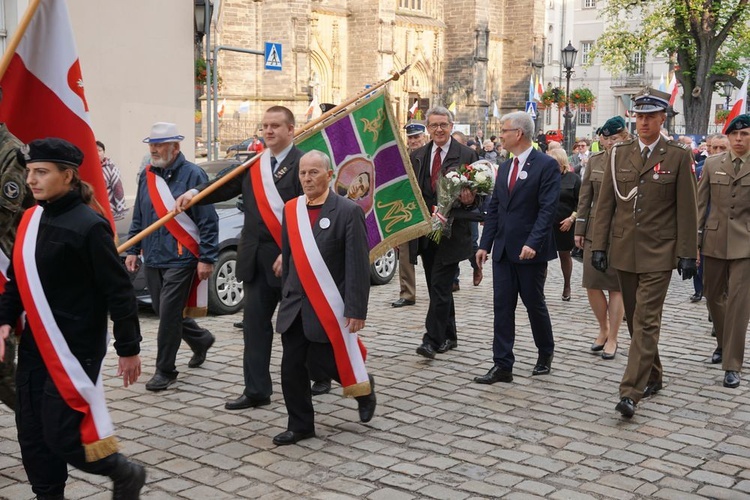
[409,139,480,264]
[0,191,141,372]
[198,147,304,285]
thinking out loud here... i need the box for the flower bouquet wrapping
[429,159,495,242]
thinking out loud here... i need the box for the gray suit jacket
[276,191,370,342]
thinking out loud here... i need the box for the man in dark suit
[272,150,375,446]
[474,111,561,384]
[177,106,330,407]
[591,88,697,418]
[411,106,480,359]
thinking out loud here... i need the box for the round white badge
[319,217,331,229]
[653,173,659,180]
[518,171,528,180]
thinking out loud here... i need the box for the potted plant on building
[715,109,730,125]
[541,87,566,109]
[569,87,596,108]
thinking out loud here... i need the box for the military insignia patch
[2,181,20,199]
[20,144,31,161]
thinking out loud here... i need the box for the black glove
[677,258,698,280]
[591,250,608,272]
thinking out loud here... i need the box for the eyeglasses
[500,128,519,134]
[427,123,451,131]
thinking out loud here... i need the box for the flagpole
[0,0,42,79]
[117,64,411,254]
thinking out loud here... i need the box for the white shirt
[507,146,534,186]
[430,138,451,167]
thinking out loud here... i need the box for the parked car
[545,129,564,143]
[119,157,396,315]
[225,138,254,156]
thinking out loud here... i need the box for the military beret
[599,116,626,137]
[725,114,750,134]
[17,138,84,168]
[633,87,670,114]
[404,122,426,137]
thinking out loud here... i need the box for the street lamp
[195,0,214,158]
[723,80,734,109]
[561,41,578,154]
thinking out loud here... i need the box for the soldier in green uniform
[591,88,698,418]
[0,87,33,410]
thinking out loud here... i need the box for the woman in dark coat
[547,148,581,301]
[0,138,146,499]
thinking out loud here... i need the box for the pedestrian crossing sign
[525,101,538,119]
[264,42,282,71]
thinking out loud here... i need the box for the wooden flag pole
[0,0,41,79]
[117,64,410,254]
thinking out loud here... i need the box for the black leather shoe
[436,339,458,353]
[311,379,332,396]
[689,292,703,303]
[724,371,741,388]
[356,375,376,423]
[233,321,244,329]
[273,430,315,446]
[224,394,271,410]
[111,454,147,500]
[711,348,723,364]
[590,342,605,352]
[643,381,663,398]
[188,334,215,368]
[145,373,177,391]
[416,343,436,359]
[391,298,415,308]
[452,282,460,292]
[615,397,636,418]
[602,344,618,360]
[474,366,513,384]
[532,354,553,376]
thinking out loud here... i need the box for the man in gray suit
[273,150,376,446]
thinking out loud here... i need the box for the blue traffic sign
[525,101,538,119]
[264,42,282,71]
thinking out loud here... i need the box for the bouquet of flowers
[429,159,496,242]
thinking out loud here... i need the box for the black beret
[404,122,426,136]
[18,138,84,168]
[725,114,750,134]
[633,87,670,113]
[599,116,626,137]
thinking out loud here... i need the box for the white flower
[446,171,459,179]
[451,176,462,185]
[475,171,487,183]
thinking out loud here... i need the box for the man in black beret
[699,113,750,389]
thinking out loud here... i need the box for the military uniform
[698,115,750,387]
[575,150,620,291]
[0,123,32,410]
[592,135,697,404]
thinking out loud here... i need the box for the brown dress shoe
[473,267,483,286]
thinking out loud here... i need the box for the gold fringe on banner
[84,435,120,463]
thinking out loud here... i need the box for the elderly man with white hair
[125,122,219,392]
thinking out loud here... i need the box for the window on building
[628,51,646,75]
[546,108,552,126]
[547,43,553,64]
[398,0,423,11]
[580,41,593,65]
[583,0,596,8]
[578,108,592,126]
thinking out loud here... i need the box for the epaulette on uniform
[612,137,636,150]
[590,150,605,158]
[668,140,690,150]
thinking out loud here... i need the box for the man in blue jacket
[474,111,561,384]
[126,123,219,391]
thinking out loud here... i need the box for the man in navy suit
[474,111,561,383]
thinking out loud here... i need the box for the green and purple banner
[297,89,430,260]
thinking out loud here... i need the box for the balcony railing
[611,72,652,88]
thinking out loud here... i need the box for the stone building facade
[208,0,546,143]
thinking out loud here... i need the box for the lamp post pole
[724,80,734,109]
[561,41,578,155]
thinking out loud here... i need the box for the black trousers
[145,266,214,376]
[491,256,554,371]
[16,356,121,496]
[420,242,459,349]
[280,315,341,433]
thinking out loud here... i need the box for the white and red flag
[723,74,749,135]
[667,73,679,107]
[0,0,113,227]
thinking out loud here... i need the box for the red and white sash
[145,167,207,317]
[0,247,25,334]
[250,150,285,248]
[285,196,371,398]
[14,206,118,462]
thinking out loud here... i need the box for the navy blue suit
[479,148,561,371]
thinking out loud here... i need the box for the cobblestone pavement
[1,259,750,500]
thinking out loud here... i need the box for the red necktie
[431,147,442,190]
[508,157,520,192]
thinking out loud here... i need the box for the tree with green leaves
[590,0,750,134]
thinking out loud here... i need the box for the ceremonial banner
[723,74,749,135]
[296,89,430,260]
[0,0,114,227]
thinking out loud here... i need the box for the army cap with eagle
[17,138,84,168]
[632,87,671,114]
[599,116,627,137]
[725,114,750,134]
